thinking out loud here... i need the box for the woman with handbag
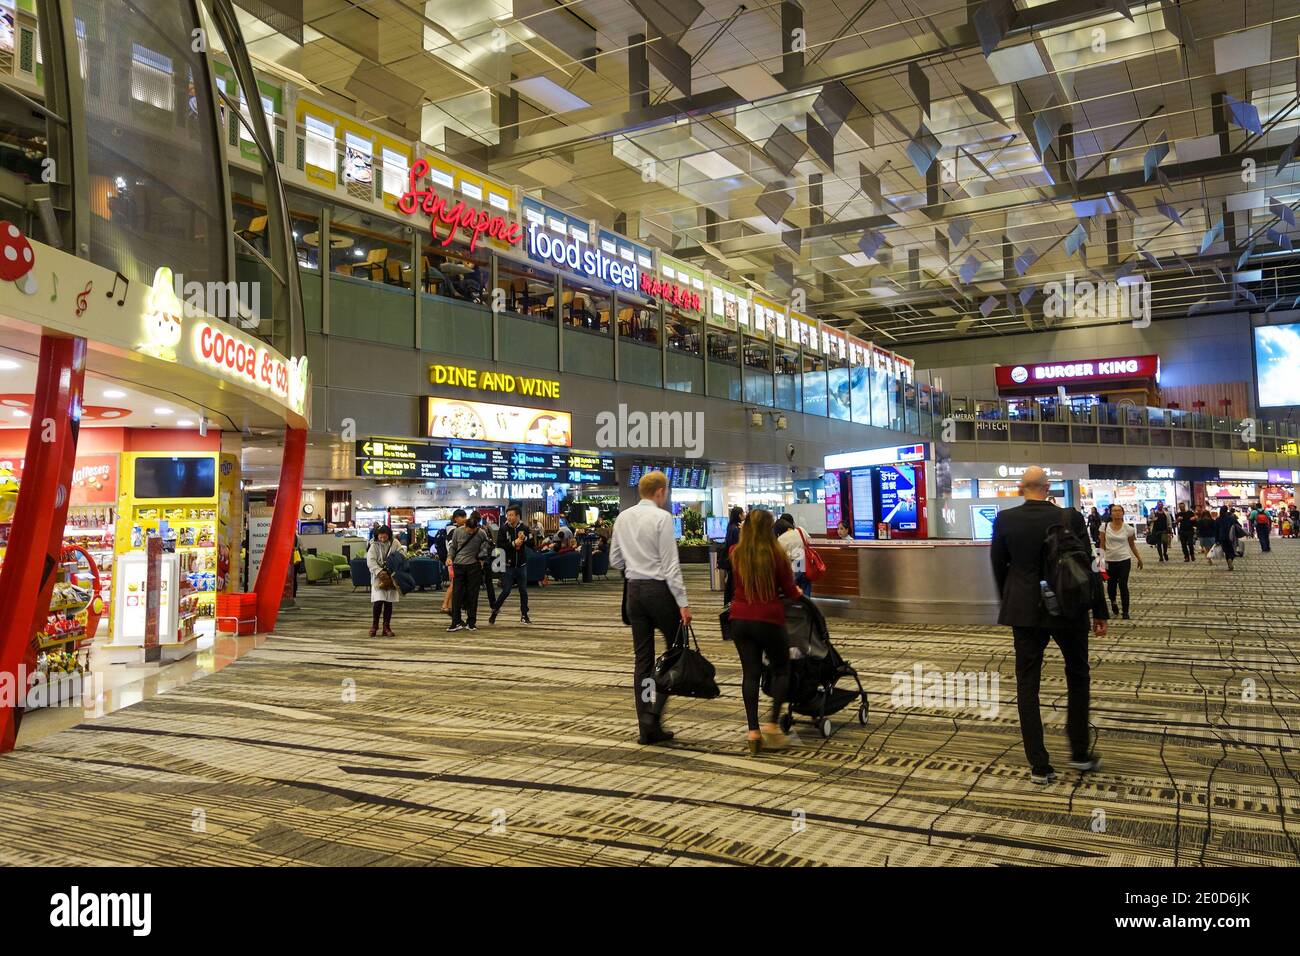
[366,525,404,637]
[729,509,799,755]
[776,513,824,597]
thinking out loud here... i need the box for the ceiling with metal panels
[233,0,1300,345]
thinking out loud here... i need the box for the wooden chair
[237,215,267,245]
[360,247,388,282]
[385,258,406,287]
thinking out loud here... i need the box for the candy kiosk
[101,451,242,663]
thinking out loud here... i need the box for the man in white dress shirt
[610,470,692,745]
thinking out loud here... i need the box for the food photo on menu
[423,397,572,447]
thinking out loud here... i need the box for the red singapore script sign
[397,159,522,253]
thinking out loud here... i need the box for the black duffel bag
[653,624,720,699]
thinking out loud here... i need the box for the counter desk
[810,540,1000,626]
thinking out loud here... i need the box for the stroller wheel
[857,701,868,725]
[779,712,793,734]
[819,718,832,738]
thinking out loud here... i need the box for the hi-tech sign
[526,223,639,291]
[997,354,1159,390]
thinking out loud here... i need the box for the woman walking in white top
[1099,504,1142,620]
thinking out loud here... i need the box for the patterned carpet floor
[2,539,1299,866]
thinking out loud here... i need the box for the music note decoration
[106,271,129,306]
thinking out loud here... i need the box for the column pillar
[0,334,87,752]
[253,426,307,633]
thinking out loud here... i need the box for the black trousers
[480,559,498,606]
[1012,622,1091,770]
[722,567,735,605]
[370,600,392,630]
[625,579,678,730]
[1258,526,1271,552]
[1179,532,1195,560]
[451,562,483,626]
[731,618,789,731]
[1105,559,1131,615]
[493,565,528,615]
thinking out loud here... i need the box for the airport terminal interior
[1,0,1300,889]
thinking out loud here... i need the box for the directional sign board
[356,438,615,484]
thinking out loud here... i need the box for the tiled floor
[1,540,1298,866]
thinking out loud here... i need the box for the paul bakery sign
[997,355,1159,391]
[398,159,522,253]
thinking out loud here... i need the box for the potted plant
[677,507,709,564]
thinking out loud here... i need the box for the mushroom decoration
[0,221,36,294]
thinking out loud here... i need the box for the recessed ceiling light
[103,389,126,399]
[176,419,194,427]
[0,359,19,370]
[154,407,174,415]
[12,409,26,417]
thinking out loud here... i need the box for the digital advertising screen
[876,463,920,534]
[849,468,876,539]
[1255,323,1300,407]
[824,471,842,534]
[970,505,999,541]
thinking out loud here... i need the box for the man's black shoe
[488,607,498,625]
[638,726,674,745]
[1030,765,1057,784]
[1068,753,1102,772]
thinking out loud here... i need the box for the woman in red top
[729,508,800,754]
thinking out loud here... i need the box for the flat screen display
[970,505,999,541]
[705,516,728,540]
[673,516,684,538]
[877,463,919,533]
[133,456,215,500]
[849,468,876,539]
[1255,323,1300,406]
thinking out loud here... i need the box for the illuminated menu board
[356,438,615,484]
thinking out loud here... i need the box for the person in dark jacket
[1196,508,1217,558]
[720,506,744,605]
[488,505,531,624]
[1148,503,1172,562]
[446,511,491,631]
[990,466,1108,784]
[1175,503,1197,561]
[1086,507,1102,548]
[1215,506,1242,569]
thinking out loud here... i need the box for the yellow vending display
[108,452,219,657]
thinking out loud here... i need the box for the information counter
[812,540,1000,625]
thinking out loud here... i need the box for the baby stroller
[761,596,868,738]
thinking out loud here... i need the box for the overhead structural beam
[782,1,804,76]
[484,0,1119,162]
[629,33,650,111]
[671,140,1293,260]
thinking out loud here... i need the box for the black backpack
[1041,520,1093,618]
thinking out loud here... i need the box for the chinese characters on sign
[640,273,702,311]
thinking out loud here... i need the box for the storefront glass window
[617,291,660,345]
[775,345,800,411]
[666,306,702,356]
[708,329,738,363]
[73,0,228,286]
[802,353,828,417]
[422,239,489,303]
[495,257,556,323]
[851,363,872,424]
[563,280,611,335]
[330,208,411,286]
[827,354,851,421]
[743,336,773,406]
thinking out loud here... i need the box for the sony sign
[1147,467,1176,479]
